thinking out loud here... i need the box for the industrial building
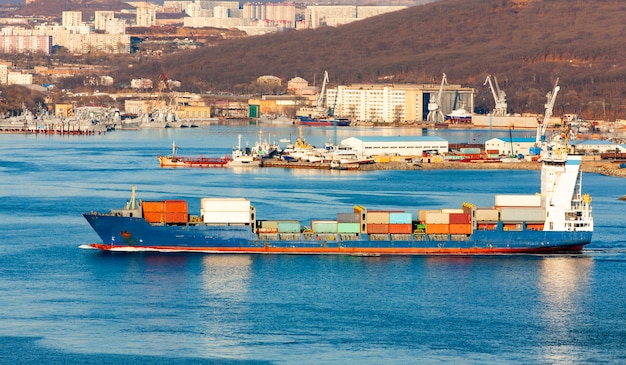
[484,137,537,157]
[340,136,449,156]
[326,82,474,123]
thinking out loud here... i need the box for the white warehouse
[484,137,537,156]
[340,136,449,156]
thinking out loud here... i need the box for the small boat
[158,142,230,168]
[446,105,472,124]
[227,134,261,167]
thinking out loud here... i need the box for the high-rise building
[62,11,83,27]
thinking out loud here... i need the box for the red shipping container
[388,224,413,234]
[366,224,389,234]
[449,213,471,224]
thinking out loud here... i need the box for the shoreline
[358,158,626,178]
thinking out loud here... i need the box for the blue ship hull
[83,214,591,255]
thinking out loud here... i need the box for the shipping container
[499,207,545,222]
[425,212,450,225]
[202,211,251,224]
[259,220,279,229]
[449,213,471,224]
[425,223,450,234]
[418,209,440,222]
[337,222,360,233]
[475,208,499,221]
[142,200,188,224]
[337,213,360,223]
[388,224,412,234]
[415,223,426,232]
[201,198,250,212]
[366,211,390,224]
[366,224,389,234]
[389,212,412,224]
[277,221,301,233]
[460,147,481,154]
[449,223,472,234]
[495,194,541,207]
[312,220,338,233]
[441,208,464,214]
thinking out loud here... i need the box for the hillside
[118,0,625,119]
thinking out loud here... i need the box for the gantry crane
[426,73,447,123]
[483,75,507,116]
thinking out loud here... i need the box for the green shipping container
[278,221,301,233]
[337,222,360,233]
[312,220,338,233]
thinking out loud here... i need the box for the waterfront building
[326,83,474,123]
[571,140,626,154]
[485,137,536,157]
[340,136,449,156]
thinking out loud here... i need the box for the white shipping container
[201,198,250,212]
[499,207,545,222]
[201,210,251,224]
[441,208,464,214]
[475,208,499,221]
[425,212,450,225]
[495,194,541,207]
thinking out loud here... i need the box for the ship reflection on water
[537,256,594,363]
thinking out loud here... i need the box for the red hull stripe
[88,244,584,255]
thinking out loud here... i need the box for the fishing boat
[158,142,230,168]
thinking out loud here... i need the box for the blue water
[1,126,625,364]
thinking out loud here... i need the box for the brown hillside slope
[120,0,626,119]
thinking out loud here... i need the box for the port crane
[530,78,560,156]
[426,73,447,123]
[484,75,507,116]
[314,70,329,117]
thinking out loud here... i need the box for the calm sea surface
[1,125,625,364]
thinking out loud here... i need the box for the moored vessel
[158,142,230,167]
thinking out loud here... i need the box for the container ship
[82,151,593,255]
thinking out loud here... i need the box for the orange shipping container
[425,224,449,234]
[142,201,165,213]
[366,224,389,234]
[143,211,165,223]
[449,223,472,234]
[388,224,412,234]
[163,200,188,214]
